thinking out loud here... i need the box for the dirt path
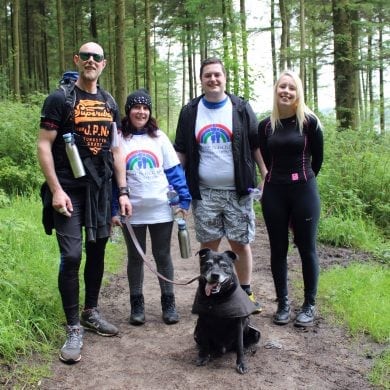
[39,217,379,390]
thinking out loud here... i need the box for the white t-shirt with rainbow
[121,130,179,224]
[195,97,235,189]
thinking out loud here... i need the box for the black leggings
[122,222,175,297]
[261,179,320,305]
[55,191,108,326]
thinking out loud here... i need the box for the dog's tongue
[205,282,218,296]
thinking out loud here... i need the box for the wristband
[118,186,130,199]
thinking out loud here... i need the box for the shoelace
[66,329,82,347]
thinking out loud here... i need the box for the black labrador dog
[192,248,261,374]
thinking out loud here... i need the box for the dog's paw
[196,355,210,366]
[236,361,249,374]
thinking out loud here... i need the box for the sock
[241,284,251,294]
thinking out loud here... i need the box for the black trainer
[130,294,145,326]
[294,304,316,327]
[59,325,84,364]
[161,294,179,325]
[273,298,291,325]
[80,307,118,336]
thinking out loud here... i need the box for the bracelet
[118,186,129,198]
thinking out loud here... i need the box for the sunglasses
[78,52,104,63]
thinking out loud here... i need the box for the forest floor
[37,216,383,390]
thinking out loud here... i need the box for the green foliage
[318,117,389,257]
[0,197,125,369]
[369,349,390,389]
[0,100,44,195]
[0,188,11,208]
[319,262,390,389]
[319,262,390,343]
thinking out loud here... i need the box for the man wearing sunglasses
[38,42,132,364]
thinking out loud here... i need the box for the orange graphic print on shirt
[74,99,112,155]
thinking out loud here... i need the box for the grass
[319,262,390,343]
[0,196,125,387]
[318,262,390,388]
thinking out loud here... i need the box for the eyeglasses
[78,52,104,63]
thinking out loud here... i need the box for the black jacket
[174,93,259,200]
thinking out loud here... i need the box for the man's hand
[52,188,73,217]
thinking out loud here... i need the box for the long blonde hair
[270,70,320,134]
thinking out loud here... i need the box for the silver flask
[63,133,86,178]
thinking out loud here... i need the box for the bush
[318,119,390,247]
[0,100,44,194]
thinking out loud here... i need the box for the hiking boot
[130,295,145,326]
[161,294,179,325]
[294,304,316,327]
[247,291,262,314]
[273,297,291,325]
[59,325,84,364]
[80,307,118,336]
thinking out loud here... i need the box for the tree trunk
[12,0,21,100]
[222,0,230,89]
[57,0,65,75]
[270,0,277,84]
[114,0,127,114]
[299,0,306,96]
[279,0,287,72]
[90,0,97,39]
[332,0,357,130]
[240,0,249,99]
[228,0,239,95]
[144,0,152,93]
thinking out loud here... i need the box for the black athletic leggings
[122,221,175,297]
[55,190,108,326]
[261,178,320,305]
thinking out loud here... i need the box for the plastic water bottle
[177,219,191,259]
[248,187,262,201]
[63,133,86,178]
[167,185,180,219]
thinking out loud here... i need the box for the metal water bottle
[63,133,86,178]
[177,219,191,259]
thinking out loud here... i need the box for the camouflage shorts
[192,188,255,245]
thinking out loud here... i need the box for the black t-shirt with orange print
[40,86,121,180]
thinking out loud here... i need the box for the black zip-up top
[174,93,259,200]
[258,114,323,185]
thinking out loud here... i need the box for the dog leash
[122,218,199,286]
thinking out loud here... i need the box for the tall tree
[240,0,249,99]
[11,0,21,99]
[332,0,359,130]
[299,0,306,94]
[114,0,127,113]
[145,0,152,92]
[57,0,65,75]
[270,0,277,83]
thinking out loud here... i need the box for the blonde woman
[258,70,324,327]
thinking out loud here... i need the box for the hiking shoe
[130,295,145,326]
[80,307,118,336]
[247,291,262,314]
[59,325,84,364]
[294,304,316,327]
[161,294,180,325]
[273,299,291,325]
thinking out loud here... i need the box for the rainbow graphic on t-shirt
[126,150,159,170]
[196,124,232,144]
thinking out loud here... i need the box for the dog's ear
[198,248,211,261]
[224,250,237,262]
